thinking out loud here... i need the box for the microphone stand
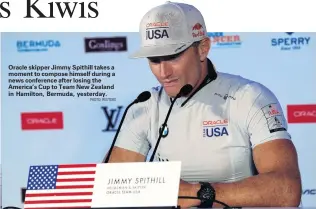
[103,101,136,163]
[104,91,150,163]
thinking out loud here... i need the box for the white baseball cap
[130,1,207,58]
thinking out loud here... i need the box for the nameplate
[93,162,181,207]
[24,162,181,208]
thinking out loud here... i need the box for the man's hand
[177,180,201,208]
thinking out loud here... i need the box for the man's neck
[185,64,208,98]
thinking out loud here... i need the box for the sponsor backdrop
[1,32,316,208]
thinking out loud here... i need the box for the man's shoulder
[217,72,273,97]
[217,72,254,87]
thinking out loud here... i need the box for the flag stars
[27,165,58,190]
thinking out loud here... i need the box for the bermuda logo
[17,40,61,52]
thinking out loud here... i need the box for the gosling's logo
[159,124,169,138]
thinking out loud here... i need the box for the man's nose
[160,61,172,78]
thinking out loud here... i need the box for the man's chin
[164,86,180,98]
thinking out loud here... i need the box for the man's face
[148,45,202,97]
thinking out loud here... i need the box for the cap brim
[129,42,193,58]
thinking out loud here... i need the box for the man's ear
[198,37,211,61]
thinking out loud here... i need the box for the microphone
[177,84,193,98]
[149,84,193,162]
[103,91,151,163]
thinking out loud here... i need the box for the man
[104,1,302,208]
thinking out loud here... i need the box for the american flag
[24,164,96,209]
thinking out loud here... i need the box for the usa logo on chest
[202,119,229,138]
